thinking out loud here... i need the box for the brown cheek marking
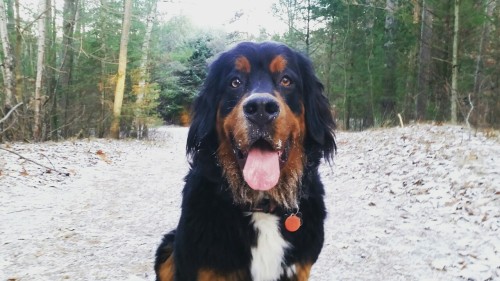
[158,255,175,281]
[274,93,305,141]
[198,269,247,281]
[274,95,306,176]
[216,101,248,191]
[295,263,313,281]
[235,56,251,73]
[216,111,235,172]
[269,55,287,73]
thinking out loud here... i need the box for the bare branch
[0,146,70,176]
[397,113,404,128]
[465,93,474,140]
[0,102,23,124]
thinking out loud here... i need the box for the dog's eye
[280,76,292,87]
[230,78,242,88]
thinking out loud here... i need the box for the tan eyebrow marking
[269,55,287,73]
[235,56,251,73]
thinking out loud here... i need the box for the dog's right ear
[186,62,221,160]
[186,92,216,159]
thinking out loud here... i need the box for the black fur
[155,42,336,281]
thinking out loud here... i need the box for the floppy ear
[297,53,337,162]
[186,65,220,160]
[186,91,217,157]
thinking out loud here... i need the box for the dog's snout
[243,95,280,126]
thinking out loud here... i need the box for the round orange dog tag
[284,214,302,232]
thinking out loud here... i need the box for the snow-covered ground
[0,124,498,281]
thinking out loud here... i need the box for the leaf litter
[0,125,498,281]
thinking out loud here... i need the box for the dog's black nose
[243,94,280,126]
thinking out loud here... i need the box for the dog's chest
[250,212,294,281]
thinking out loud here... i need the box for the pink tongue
[243,147,280,191]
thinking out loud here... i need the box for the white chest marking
[250,212,290,281]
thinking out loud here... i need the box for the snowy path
[1,125,499,281]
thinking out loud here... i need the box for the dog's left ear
[297,52,337,161]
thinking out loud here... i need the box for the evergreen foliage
[1,0,499,141]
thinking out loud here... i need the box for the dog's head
[187,42,336,210]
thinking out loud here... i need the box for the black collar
[241,198,278,214]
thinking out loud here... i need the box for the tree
[451,0,460,124]
[133,0,158,139]
[382,0,397,122]
[1,0,498,142]
[110,0,133,139]
[470,0,496,126]
[14,0,23,105]
[273,0,317,53]
[156,36,214,124]
[33,0,47,141]
[46,0,57,140]
[0,0,16,114]
[416,0,433,120]
[96,0,112,138]
[59,0,78,138]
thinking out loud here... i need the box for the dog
[155,41,336,281]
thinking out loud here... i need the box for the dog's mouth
[232,136,290,191]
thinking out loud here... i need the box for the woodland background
[0,0,499,142]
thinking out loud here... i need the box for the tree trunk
[46,0,58,140]
[110,0,133,139]
[285,0,295,33]
[382,0,397,123]
[97,0,108,138]
[366,5,376,127]
[305,0,311,55]
[473,1,496,95]
[450,0,460,124]
[0,0,16,113]
[324,29,335,101]
[6,0,19,104]
[411,0,421,23]
[134,0,157,139]
[416,0,433,121]
[60,0,78,138]
[33,0,46,141]
[6,0,13,30]
[14,0,23,104]
[342,2,351,130]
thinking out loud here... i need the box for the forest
[0,0,499,142]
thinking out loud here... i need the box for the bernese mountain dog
[154,41,336,281]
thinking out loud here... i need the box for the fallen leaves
[1,125,498,280]
[20,167,29,176]
[326,124,500,279]
[1,140,120,188]
[96,149,111,163]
